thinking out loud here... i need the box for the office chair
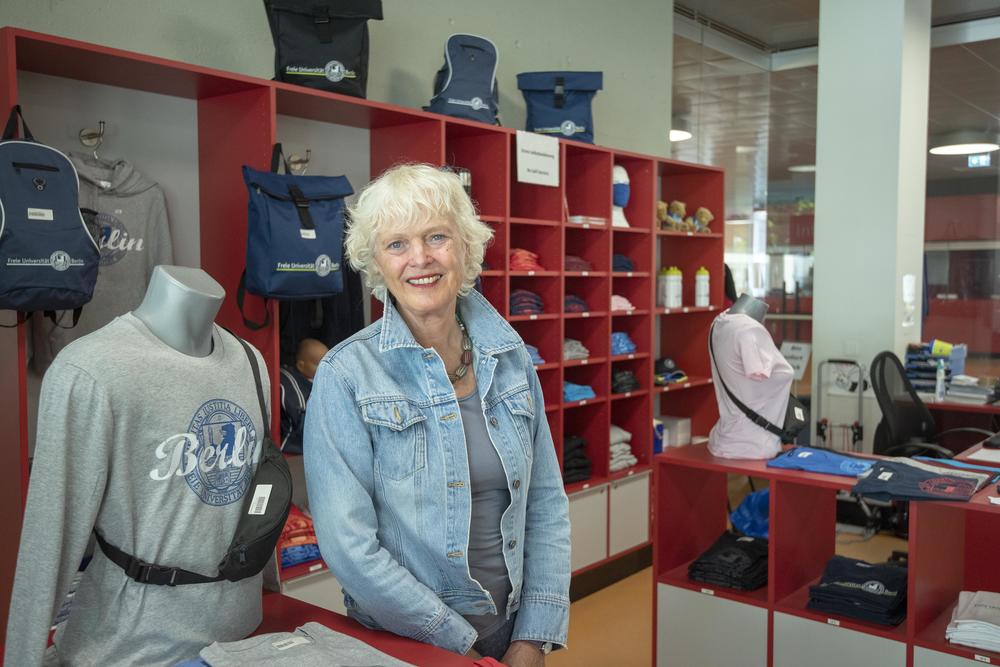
[870,351,992,458]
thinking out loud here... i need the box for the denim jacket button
[513,479,521,490]
[508,539,517,549]
[490,416,499,427]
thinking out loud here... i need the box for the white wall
[0,0,674,156]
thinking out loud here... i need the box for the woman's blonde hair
[345,163,493,299]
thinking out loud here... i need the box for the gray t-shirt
[458,388,512,640]
[6,314,268,667]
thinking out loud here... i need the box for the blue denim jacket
[304,289,571,655]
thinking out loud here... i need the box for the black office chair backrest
[870,350,937,455]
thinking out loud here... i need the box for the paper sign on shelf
[516,130,560,187]
[780,342,811,381]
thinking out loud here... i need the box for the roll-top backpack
[425,34,500,125]
[0,105,99,325]
[517,71,603,144]
[264,0,383,98]
[239,144,354,329]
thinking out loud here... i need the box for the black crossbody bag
[709,322,808,443]
[96,332,292,585]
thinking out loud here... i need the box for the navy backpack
[0,106,99,325]
[239,144,354,329]
[425,34,500,125]
[517,71,603,144]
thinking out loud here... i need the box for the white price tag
[529,314,538,320]
[827,618,840,627]
[27,208,53,221]
[309,562,323,572]
[581,271,589,276]
[627,272,633,277]
[878,472,893,481]
[975,655,991,663]
[527,270,535,276]
[248,484,273,515]
[582,312,590,318]
[272,636,311,651]
[700,588,714,596]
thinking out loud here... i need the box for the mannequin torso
[132,265,225,357]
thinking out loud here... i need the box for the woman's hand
[501,641,545,667]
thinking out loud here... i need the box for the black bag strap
[237,271,271,330]
[95,531,224,586]
[228,329,271,429]
[270,142,292,174]
[287,184,316,231]
[708,321,792,442]
[3,105,35,141]
[312,5,334,43]
[554,76,565,109]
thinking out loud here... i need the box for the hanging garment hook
[288,148,311,175]
[79,120,106,160]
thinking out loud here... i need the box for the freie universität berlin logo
[184,399,257,506]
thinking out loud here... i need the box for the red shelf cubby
[511,318,561,368]
[509,276,560,318]
[477,274,506,313]
[509,223,562,273]
[565,275,610,314]
[509,135,564,222]
[613,153,656,233]
[610,393,653,468]
[564,142,613,222]
[565,225,611,273]
[564,362,609,404]
[563,401,611,481]
[612,231,654,275]
[482,219,507,273]
[444,122,509,219]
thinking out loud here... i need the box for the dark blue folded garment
[612,253,635,271]
[852,458,989,502]
[767,446,874,477]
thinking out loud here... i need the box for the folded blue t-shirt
[767,446,874,477]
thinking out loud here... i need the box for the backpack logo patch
[50,250,71,271]
[447,96,489,111]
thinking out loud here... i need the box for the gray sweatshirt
[31,155,174,374]
[6,314,270,667]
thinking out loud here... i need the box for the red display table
[260,593,473,666]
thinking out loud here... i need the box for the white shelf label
[581,359,589,365]
[581,271,589,276]
[527,270,535,276]
[582,223,590,229]
[663,309,672,314]
[529,314,538,320]
[700,588,714,596]
[826,618,840,627]
[627,272,634,277]
[682,307,690,313]
[582,312,590,318]
[683,382,691,388]
[627,469,634,476]
[309,562,323,572]
[624,392,632,397]
[686,231,693,236]
[628,354,635,359]
[975,655,991,663]
[582,483,590,490]
[579,399,588,405]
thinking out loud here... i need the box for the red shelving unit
[653,444,1000,667]
[0,28,728,630]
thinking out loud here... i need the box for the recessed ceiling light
[929,143,999,155]
[788,164,816,173]
[669,129,692,142]
[929,131,1000,155]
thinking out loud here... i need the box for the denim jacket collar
[378,288,523,357]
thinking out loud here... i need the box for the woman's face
[375,216,465,322]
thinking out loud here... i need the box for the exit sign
[969,153,991,168]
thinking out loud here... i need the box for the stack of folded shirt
[510,248,545,271]
[564,338,591,360]
[687,532,768,591]
[565,255,592,272]
[613,254,635,272]
[611,294,636,311]
[807,556,907,626]
[612,369,640,393]
[947,590,1000,652]
[564,294,590,313]
[510,288,544,315]
[563,381,596,402]
[279,505,322,569]
[853,458,990,502]
[611,332,637,355]
[525,344,545,365]
[563,435,592,483]
[768,446,875,477]
[609,424,638,471]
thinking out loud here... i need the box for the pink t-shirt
[708,312,793,459]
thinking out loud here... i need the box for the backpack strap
[3,105,35,142]
[554,76,565,109]
[95,531,224,586]
[270,142,292,174]
[237,270,272,330]
[708,321,792,442]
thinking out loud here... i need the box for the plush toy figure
[612,165,630,228]
[695,207,715,233]
[667,200,688,230]
[656,200,670,229]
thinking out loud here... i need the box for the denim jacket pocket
[502,386,535,460]
[361,399,428,481]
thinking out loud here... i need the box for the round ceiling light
[929,131,1000,155]
[669,129,692,142]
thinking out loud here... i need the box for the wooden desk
[924,399,1000,452]
[260,593,474,666]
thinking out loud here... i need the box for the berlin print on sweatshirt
[31,154,174,374]
[5,316,269,666]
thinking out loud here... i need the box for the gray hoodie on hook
[31,154,174,374]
